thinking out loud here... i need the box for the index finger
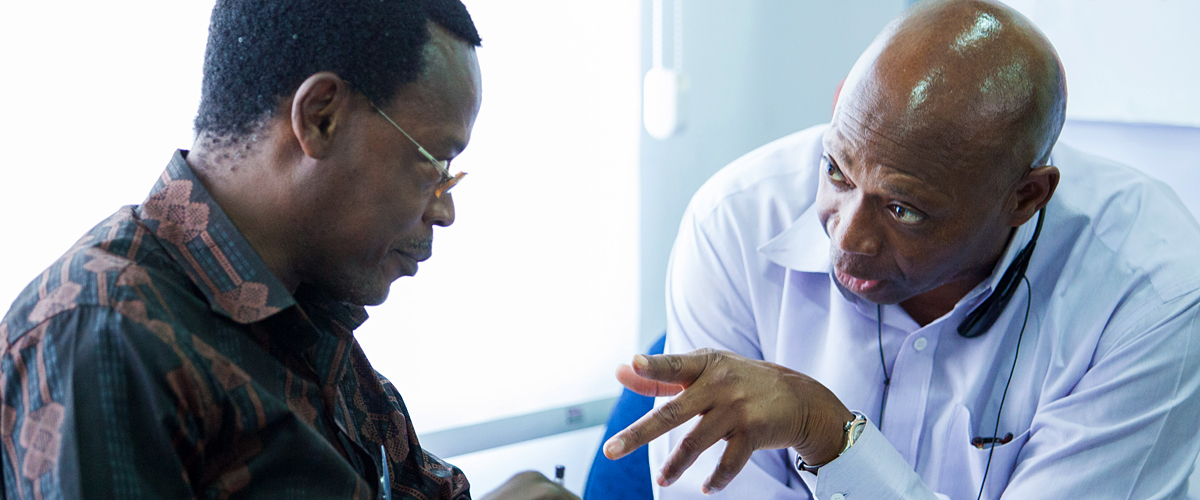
[602,389,708,461]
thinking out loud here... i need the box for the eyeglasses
[370,102,466,198]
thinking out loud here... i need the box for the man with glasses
[0,1,574,499]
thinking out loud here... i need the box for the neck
[899,229,1017,326]
[187,136,302,294]
[900,276,986,326]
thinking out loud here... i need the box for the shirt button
[831,494,846,500]
[913,337,928,351]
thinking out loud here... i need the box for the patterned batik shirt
[0,151,471,500]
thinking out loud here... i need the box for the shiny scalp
[837,0,1067,185]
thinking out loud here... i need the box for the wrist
[795,410,867,474]
[796,409,853,463]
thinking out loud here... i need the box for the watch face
[797,412,871,474]
[846,412,868,448]
[849,420,866,442]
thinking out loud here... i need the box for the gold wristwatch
[795,411,868,474]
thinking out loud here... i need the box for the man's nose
[833,198,881,256]
[425,192,455,227]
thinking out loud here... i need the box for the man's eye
[889,204,926,224]
[824,157,846,183]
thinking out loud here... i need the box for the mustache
[829,248,886,280]
[395,237,433,254]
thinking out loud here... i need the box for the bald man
[603,1,1200,499]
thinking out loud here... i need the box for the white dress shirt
[650,125,1200,500]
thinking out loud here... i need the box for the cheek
[319,190,412,254]
[891,227,977,285]
[814,181,838,235]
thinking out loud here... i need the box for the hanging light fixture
[644,0,686,140]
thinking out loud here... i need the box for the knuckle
[677,435,702,456]
[623,425,646,445]
[715,365,740,384]
[658,400,685,423]
[697,348,721,365]
[513,470,545,483]
[667,354,685,373]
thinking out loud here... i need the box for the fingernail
[633,354,649,371]
[657,473,672,487]
[603,438,624,458]
[702,484,721,495]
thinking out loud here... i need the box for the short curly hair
[194,0,481,138]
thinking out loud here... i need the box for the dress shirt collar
[137,150,298,324]
[757,197,1042,309]
[757,205,831,273]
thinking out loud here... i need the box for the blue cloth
[583,335,666,500]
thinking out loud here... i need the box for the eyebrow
[882,178,955,211]
[826,149,946,206]
[883,182,922,201]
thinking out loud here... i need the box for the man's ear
[1009,165,1060,227]
[291,72,353,160]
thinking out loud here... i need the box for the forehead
[821,116,974,206]
[388,29,482,155]
[421,26,482,116]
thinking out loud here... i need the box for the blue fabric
[583,334,666,500]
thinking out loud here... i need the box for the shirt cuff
[811,422,942,500]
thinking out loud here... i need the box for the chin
[352,291,390,307]
[350,284,392,306]
[321,278,392,307]
[852,290,901,305]
[841,280,910,305]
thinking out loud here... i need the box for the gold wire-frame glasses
[369,102,466,198]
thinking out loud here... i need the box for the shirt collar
[756,201,1042,305]
[295,284,371,331]
[758,205,831,273]
[136,150,297,324]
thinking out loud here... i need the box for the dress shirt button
[913,337,928,351]
[831,493,846,500]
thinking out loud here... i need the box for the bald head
[837,0,1066,182]
[817,0,1065,318]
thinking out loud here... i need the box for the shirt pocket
[938,404,1030,500]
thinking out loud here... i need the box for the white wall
[0,3,212,310]
[1003,0,1200,127]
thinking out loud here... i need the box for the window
[0,0,640,473]
[358,0,641,434]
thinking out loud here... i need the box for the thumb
[616,364,684,397]
[632,350,711,387]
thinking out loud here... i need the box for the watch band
[796,411,868,474]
